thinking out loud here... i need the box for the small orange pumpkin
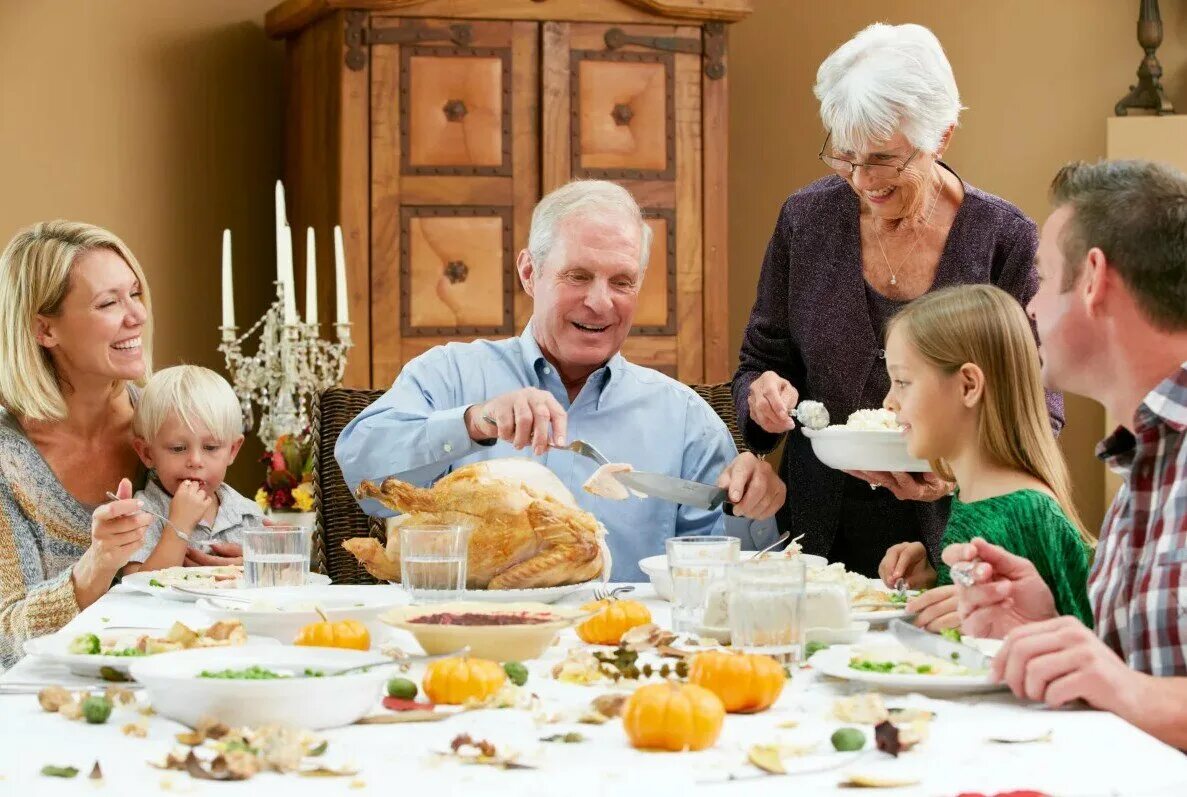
[422,656,506,705]
[688,650,785,713]
[575,598,652,645]
[622,682,725,752]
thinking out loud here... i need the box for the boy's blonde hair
[887,284,1093,545]
[133,365,243,443]
[0,220,154,421]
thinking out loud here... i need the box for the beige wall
[0,0,283,492]
[728,0,1187,533]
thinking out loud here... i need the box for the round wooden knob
[443,99,468,122]
[611,103,634,126]
[443,260,469,284]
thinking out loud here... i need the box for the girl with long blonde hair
[877,284,1093,631]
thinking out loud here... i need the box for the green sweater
[937,490,1094,628]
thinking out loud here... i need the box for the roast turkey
[343,458,609,590]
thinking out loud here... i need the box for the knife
[613,471,736,516]
[889,619,993,671]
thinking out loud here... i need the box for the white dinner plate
[124,567,332,602]
[196,585,406,642]
[850,606,913,624]
[388,578,603,605]
[809,643,1005,695]
[23,626,279,680]
[802,427,931,473]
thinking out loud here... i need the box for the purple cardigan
[733,170,1065,573]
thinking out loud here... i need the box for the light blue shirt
[335,325,776,580]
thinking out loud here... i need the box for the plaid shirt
[1088,361,1187,676]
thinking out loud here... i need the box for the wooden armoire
[265,0,752,390]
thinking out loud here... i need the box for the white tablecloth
[2,583,1186,796]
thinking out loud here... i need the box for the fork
[555,439,611,467]
[311,646,473,679]
[105,491,212,549]
[168,585,253,604]
[592,584,634,602]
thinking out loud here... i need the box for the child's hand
[169,480,213,532]
[878,541,936,589]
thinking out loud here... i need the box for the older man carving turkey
[335,180,785,582]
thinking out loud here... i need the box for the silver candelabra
[218,280,352,448]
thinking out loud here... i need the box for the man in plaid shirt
[946,160,1187,749]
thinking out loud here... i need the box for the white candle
[305,226,318,325]
[221,229,234,328]
[281,227,298,325]
[275,180,287,294]
[334,225,348,325]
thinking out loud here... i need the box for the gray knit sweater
[0,408,95,668]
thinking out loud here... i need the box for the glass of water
[399,524,469,603]
[666,536,740,633]
[727,557,807,662]
[242,525,312,588]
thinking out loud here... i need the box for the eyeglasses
[817,133,920,179]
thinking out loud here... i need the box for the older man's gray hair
[813,22,963,154]
[527,179,653,271]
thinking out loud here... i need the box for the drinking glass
[666,536,740,633]
[242,525,312,588]
[727,557,807,662]
[399,524,469,603]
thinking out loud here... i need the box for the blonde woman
[876,284,1093,632]
[0,221,157,667]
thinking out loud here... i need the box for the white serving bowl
[195,585,406,645]
[638,551,829,601]
[802,427,931,473]
[129,646,389,730]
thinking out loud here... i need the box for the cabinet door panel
[404,48,509,173]
[402,208,512,334]
[543,21,702,382]
[371,18,530,386]
[574,56,672,176]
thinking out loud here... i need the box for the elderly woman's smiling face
[828,131,939,222]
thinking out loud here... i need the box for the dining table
[2,581,1186,797]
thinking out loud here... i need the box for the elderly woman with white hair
[734,23,1063,581]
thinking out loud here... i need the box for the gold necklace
[872,181,942,286]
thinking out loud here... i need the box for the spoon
[309,646,472,679]
[790,400,830,431]
[105,491,213,549]
[950,559,981,588]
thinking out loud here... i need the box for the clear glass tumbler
[399,524,469,603]
[727,557,807,662]
[666,535,740,633]
[241,525,312,588]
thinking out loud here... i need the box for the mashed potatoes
[844,408,901,431]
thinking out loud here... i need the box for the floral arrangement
[254,433,315,513]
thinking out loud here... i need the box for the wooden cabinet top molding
[265,0,754,39]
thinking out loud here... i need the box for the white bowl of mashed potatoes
[802,409,931,473]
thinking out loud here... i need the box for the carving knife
[613,471,736,516]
